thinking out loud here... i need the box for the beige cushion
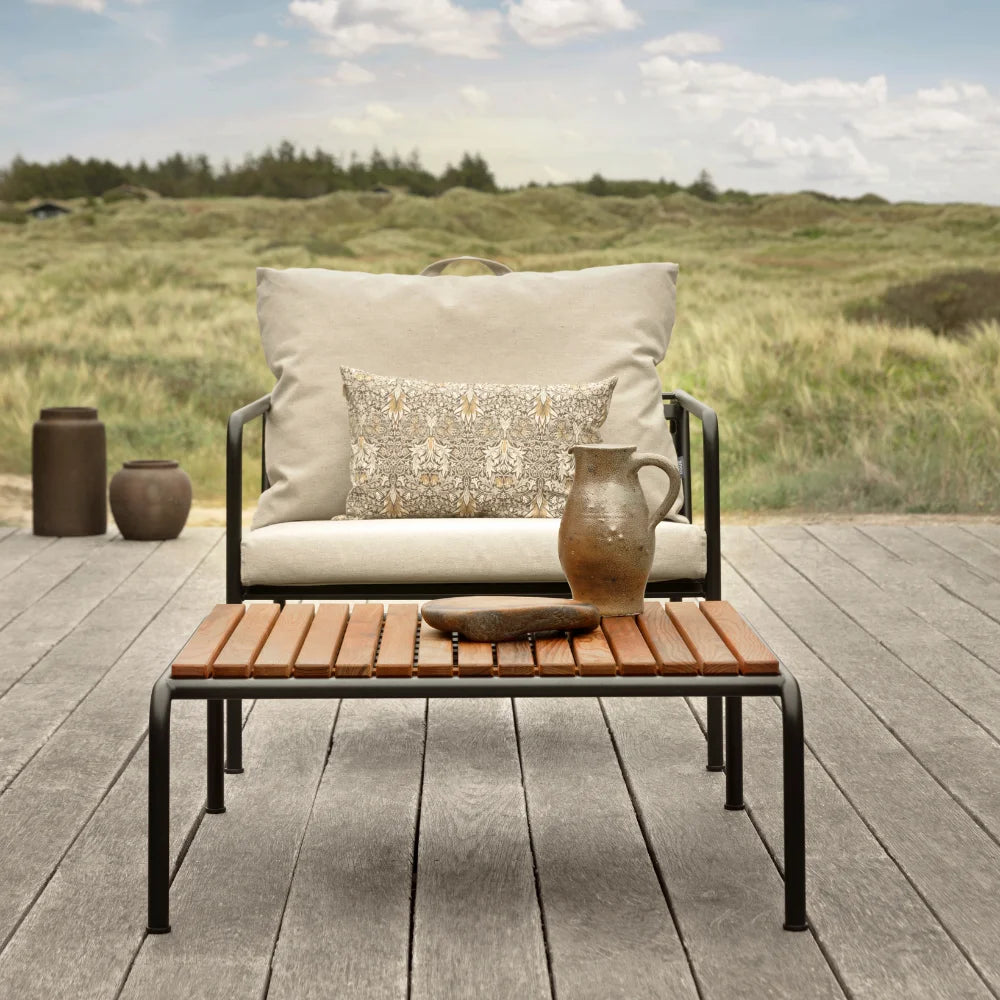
[254,262,680,529]
[242,518,706,586]
[342,367,617,518]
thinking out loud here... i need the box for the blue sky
[1,0,998,202]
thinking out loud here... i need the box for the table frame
[147,669,806,934]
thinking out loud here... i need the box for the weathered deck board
[754,525,1000,835]
[914,524,1000,583]
[863,524,1000,621]
[603,695,845,999]
[724,526,1000,993]
[812,524,1000,676]
[0,533,224,948]
[0,697,252,999]
[0,523,997,1000]
[0,535,155,696]
[710,559,996,1000]
[119,698,338,1000]
[0,533,110,630]
[267,698,424,1000]
[0,530,56,582]
[515,697,699,999]
[412,699,550,1000]
[0,530,220,792]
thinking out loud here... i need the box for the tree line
[0,143,738,204]
[0,144,500,202]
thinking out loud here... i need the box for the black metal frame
[223,390,725,772]
[147,669,806,934]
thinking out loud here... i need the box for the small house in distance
[26,201,71,220]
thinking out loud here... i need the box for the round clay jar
[109,460,192,540]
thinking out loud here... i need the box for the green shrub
[847,269,1000,336]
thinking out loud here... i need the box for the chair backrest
[253,261,680,529]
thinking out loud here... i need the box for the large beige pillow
[341,367,617,518]
[254,262,679,529]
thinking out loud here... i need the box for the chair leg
[724,696,744,810]
[706,696,724,771]
[225,698,243,773]
[782,675,808,931]
[147,678,172,933]
[207,699,225,814]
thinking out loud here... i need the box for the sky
[1,0,999,203]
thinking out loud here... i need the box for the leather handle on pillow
[420,256,513,276]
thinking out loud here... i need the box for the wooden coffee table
[148,599,806,934]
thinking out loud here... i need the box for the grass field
[1,186,998,515]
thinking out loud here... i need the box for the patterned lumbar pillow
[341,366,617,518]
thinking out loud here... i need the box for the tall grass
[1,188,998,513]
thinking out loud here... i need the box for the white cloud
[331,101,402,136]
[613,88,626,105]
[734,117,886,181]
[288,0,502,58]
[204,53,251,75]
[366,102,401,123]
[849,106,979,140]
[460,85,491,112]
[29,0,104,11]
[507,0,640,47]
[916,81,989,105]
[642,31,722,56]
[330,61,376,84]
[252,32,288,48]
[641,55,887,114]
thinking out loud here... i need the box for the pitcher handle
[629,453,682,533]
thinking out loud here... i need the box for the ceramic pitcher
[558,444,682,616]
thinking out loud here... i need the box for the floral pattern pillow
[341,367,617,518]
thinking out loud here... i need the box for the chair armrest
[226,395,272,603]
[664,390,720,600]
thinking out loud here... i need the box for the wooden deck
[0,522,998,999]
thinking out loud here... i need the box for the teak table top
[171,600,779,681]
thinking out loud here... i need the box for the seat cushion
[253,261,680,529]
[242,518,706,586]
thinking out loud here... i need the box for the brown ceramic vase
[109,460,192,540]
[32,406,107,537]
[557,444,681,616]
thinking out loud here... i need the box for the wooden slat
[213,604,281,678]
[375,603,419,678]
[637,602,698,675]
[417,620,454,677]
[457,636,494,677]
[335,603,384,678]
[602,616,657,676]
[666,601,738,675]
[171,604,245,678]
[496,639,534,677]
[700,600,779,675]
[253,604,315,678]
[294,603,349,678]
[636,601,698,675]
[572,625,617,676]
[534,632,576,676]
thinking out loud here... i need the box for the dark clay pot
[32,406,107,537]
[557,444,681,616]
[109,460,192,541]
